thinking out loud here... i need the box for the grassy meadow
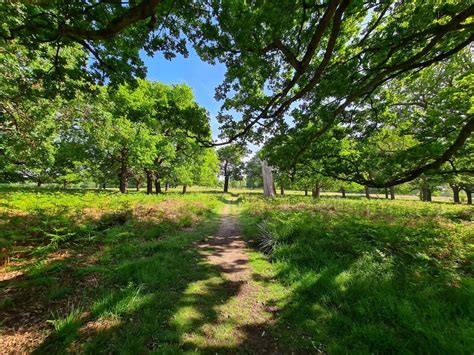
[1,187,224,353]
[240,195,474,353]
[0,186,473,353]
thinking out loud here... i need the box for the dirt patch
[198,205,280,353]
[0,326,45,354]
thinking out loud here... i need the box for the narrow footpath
[186,201,281,353]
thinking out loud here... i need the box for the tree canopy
[1,0,473,194]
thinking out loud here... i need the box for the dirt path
[200,204,251,283]
[196,203,280,353]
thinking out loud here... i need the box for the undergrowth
[0,188,222,353]
[240,195,474,353]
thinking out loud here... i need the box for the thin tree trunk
[37,180,42,188]
[155,176,161,194]
[390,186,395,200]
[182,185,187,194]
[341,188,346,198]
[119,174,128,193]
[63,181,68,189]
[466,189,472,205]
[102,182,106,190]
[312,183,321,198]
[422,187,432,202]
[165,182,169,192]
[364,186,370,199]
[384,187,389,199]
[304,189,308,196]
[280,184,285,195]
[223,175,229,193]
[452,185,460,204]
[145,169,153,195]
[119,148,129,194]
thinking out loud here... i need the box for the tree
[217,145,246,193]
[261,160,275,198]
[266,50,473,189]
[79,80,214,194]
[195,149,220,187]
[2,1,473,193]
[244,155,263,189]
[169,142,218,194]
[140,82,215,194]
[4,2,472,166]
[0,1,189,87]
[203,2,472,162]
[0,41,88,185]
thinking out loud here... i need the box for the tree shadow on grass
[0,202,218,350]
[245,213,474,353]
[32,231,238,353]
[1,195,282,354]
[32,227,281,353]
[216,195,242,205]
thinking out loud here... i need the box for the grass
[1,187,472,353]
[240,194,474,353]
[0,187,227,353]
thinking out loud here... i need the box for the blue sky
[141,48,226,140]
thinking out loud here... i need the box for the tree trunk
[145,170,153,195]
[135,177,141,192]
[63,181,68,189]
[390,186,395,200]
[304,189,308,196]
[119,148,129,194]
[37,180,42,188]
[426,189,432,202]
[102,182,106,190]
[182,185,187,194]
[165,182,169,192]
[261,160,275,197]
[422,187,432,202]
[155,176,161,194]
[466,189,472,205]
[341,188,346,198]
[119,174,128,193]
[223,175,229,193]
[312,183,321,198]
[280,184,285,195]
[364,186,370,199]
[451,185,460,204]
[384,187,389,199]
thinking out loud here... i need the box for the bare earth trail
[189,202,281,353]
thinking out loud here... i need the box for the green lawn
[1,188,472,353]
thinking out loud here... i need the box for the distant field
[1,183,457,202]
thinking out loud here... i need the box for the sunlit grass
[0,188,224,353]
[1,188,472,353]
[240,195,474,353]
